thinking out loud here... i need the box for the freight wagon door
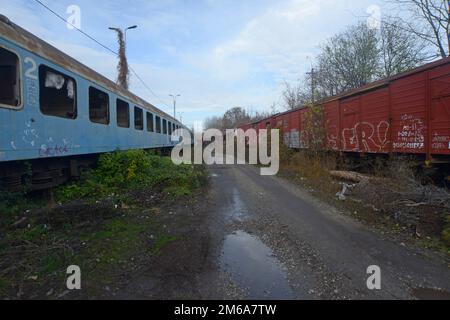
[289,111,300,148]
[340,97,360,152]
[431,74,450,155]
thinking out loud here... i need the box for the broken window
[163,119,167,134]
[155,116,161,133]
[146,112,154,132]
[168,121,172,135]
[39,65,77,118]
[116,98,129,128]
[0,47,21,108]
[134,106,143,130]
[89,87,109,124]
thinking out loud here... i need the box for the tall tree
[389,0,450,58]
[315,23,380,96]
[281,81,311,110]
[379,17,430,77]
[222,107,251,129]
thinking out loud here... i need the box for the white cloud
[208,0,326,81]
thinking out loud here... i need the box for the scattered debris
[330,170,369,183]
[335,183,356,201]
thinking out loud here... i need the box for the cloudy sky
[2,0,383,127]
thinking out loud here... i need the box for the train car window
[172,123,175,133]
[116,98,129,128]
[163,119,167,134]
[155,116,161,133]
[39,65,77,118]
[134,107,143,130]
[168,121,172,135]
[146,112,154,132]
[89,87,109,124]
[0,47,21,108]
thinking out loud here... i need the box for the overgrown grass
[278,142,339,196]
[0,150,208,298]
[56,150,207,202]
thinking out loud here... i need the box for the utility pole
[169,94,180,119]
[109,25,137,89]
[306,67,316,104]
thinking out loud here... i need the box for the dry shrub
[278,126,338,194]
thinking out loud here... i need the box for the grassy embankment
[277,135,450,254]
[0,150,207,298]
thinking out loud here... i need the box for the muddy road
[117,164,450,300]
[205,164,450,299]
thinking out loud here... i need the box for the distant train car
[0,15,187,190]
[238,57,450,164]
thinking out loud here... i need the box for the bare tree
[203,116,223,130]
[315,23,380,96]
[389,0,450,58]
[281,81,310,110]
[222,107,252,128]
[379,17,430,77]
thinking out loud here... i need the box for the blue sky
[2,0,383,128]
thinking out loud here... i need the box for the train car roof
[0,14,182,126]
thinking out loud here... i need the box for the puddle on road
[220,230,295,299]
[224,188,248,222]
[412,287,450,300]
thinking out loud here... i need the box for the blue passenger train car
[0,15,186,190]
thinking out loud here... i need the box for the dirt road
[117,164,450,300]
[200,164,450,300]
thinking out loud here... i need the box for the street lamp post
[169,94,180,119]
[124,25,137,46]
[108,25,138,89]
[109,25,138,48]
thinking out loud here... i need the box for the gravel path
[199,164,450,300]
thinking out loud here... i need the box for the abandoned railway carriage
[0,16,185,190]
[240,57,450,165]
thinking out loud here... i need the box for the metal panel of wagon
[323,100,339,151]
[288,110,300,148]
[299,108,310,149]
[340,96,360,152]
[358,87,390,154]
[390,72,427,155]
[429,67,450,157]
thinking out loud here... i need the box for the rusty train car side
[240,57,450,164]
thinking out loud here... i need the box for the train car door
[430,73,450,155]
[340,96,360,152]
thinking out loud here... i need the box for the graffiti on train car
[38,138,78,157]
[22,120,39,147]
[432,135,450,150]
[39,143,70,157]
[340,121,390,152]
[392,114,426,150]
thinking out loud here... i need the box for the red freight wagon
[323,57,450,161]
[274,112,291,147]
[237,57,450,162]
